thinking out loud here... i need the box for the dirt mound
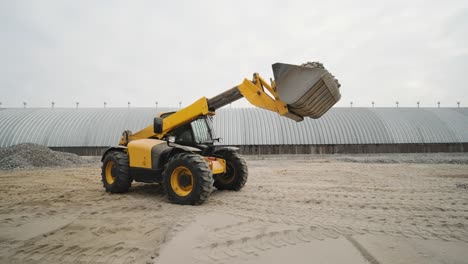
[301,61,341,88]
[0,143,89,170]
[333,153,468,164]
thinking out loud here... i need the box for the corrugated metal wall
[215,108,468,145]
[0,107,467,148]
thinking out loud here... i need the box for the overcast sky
[1,0,467,108]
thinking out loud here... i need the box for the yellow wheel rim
[170,166,193,197]
[105,160,115,185]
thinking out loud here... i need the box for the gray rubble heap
[301,61,341,88]
[0,143,88,170]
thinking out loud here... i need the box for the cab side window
[191,119,211,143]
[172,124,194,143]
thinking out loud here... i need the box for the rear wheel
[214,150,248,191]
[163,153,214,205]
[101,151,132,193]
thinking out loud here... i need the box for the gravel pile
[334,153,468,164]
[0,143,89,170]
[247,153,468,164]
[301,61,341,88]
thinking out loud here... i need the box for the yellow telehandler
[101,62,341,205]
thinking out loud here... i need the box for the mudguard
[153,144,202,170]
[101,146,127,162]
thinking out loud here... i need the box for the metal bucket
[273,63,341,119]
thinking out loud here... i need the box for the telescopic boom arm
[122,62,341,145]
[123,73,300,145]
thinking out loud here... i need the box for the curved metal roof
[0,107,467,147]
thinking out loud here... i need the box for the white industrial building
[1,107,467,155]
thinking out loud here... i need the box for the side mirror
[154,117,163,133]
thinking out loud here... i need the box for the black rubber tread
[162,152,214,205]
[214,150,248,191]
[101,151,132,193]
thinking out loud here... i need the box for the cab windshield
[170,117,214,145]
[190,118,213,144]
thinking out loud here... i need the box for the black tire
[214,150,248,191]
[162,152,214,205]
[101,151,132,193]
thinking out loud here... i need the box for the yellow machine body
[127,139,165,169]
[103,62,340,205]
[126,138,227,174]
[204,157,226,175]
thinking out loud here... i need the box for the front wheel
[101,151,132,193]
[214,150,248,191]
[163,153,214,205]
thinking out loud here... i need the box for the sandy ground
[0,155,467,264]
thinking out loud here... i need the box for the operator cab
[159,112,216,147]
[171,117,215,146]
